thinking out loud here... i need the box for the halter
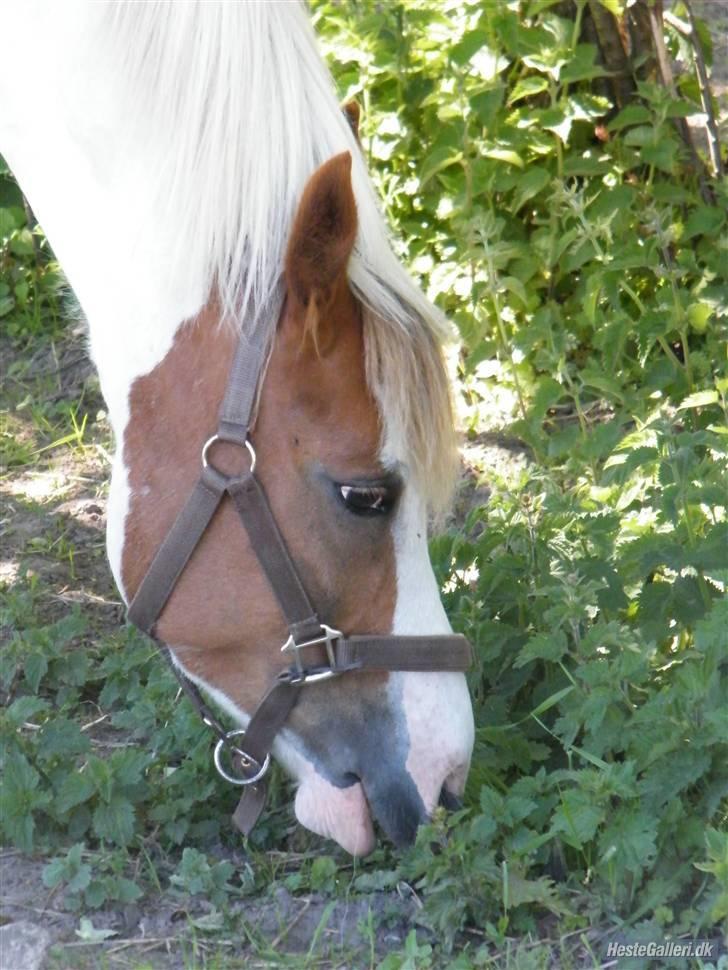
[127,290,472,836]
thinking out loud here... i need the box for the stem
[480,248,529,421]
[666,2,723,178]
[658,234,694,388]
[646,1,712,202]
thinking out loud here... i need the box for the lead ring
[201,435,256,474]
[213,730,270,786]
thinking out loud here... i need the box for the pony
[0,1,474,856]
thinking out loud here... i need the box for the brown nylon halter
[127,289,472,835]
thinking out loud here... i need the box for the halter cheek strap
[127,291,472,836]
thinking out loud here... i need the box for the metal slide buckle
[213,729,270,786]
[281,623,342,685]
[201,434,256,476]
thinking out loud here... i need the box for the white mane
[102,0,457,511]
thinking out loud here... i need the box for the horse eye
[338,484,396,516]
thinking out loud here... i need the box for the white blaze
[390,487,475,812]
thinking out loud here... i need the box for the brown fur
[343,100,361,140]
[122,153,394,714]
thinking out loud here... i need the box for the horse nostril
[438,787,462,812]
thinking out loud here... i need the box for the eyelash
[338,484,396,516]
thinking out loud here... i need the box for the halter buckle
[281,623,342,685]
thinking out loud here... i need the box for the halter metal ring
[202,434,256,474]
[213,729,270,786]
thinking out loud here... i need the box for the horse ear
[285,151,357,317]
[343,100,361,141]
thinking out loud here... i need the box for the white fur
[0,0,473,852]
[390,488,475,810]
[173,657,376,856]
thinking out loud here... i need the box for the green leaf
[109,748,148,787]
[551,789,603,849]
[189,909,225,932]
[508,75,548,104]
[531,685,574,717]
[596,0,624,16]
[540,106,573,144]
[515,630,568,667]
[42,845,91,894]
[112,877,144,904]
[93,796,135,845]
[607,103,651,131]
[38,718,91,759]
[0,753,49,851]
[694,597,728,654]
[310,855,338,892]
[470,84,505,126]
[24,652,48,693]
[9,228,35,256]
[56,772,96,814]
[506,872,562,911]
[449,30,488,66]
[511,166,550,212]
[5,696,49,725]
[482,147,523,168]
[580,369,625,403]
[86,756,114,803]
[560,44,609,84]
[353,869,401,892]
[75,918,117,942]
[83,881,107,909]
[683,205,725,239]
[598,808,658,874]
[450,31,489,67]
[641,139,679,174]
[0,207,21,238]
[687,301,713,333]
[419,146,463,187]
[678,389,719,410]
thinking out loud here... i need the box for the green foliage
[42,842,144,912]
[312,0,728,950]
[169,847,237,908]
[0,584,250,855]
[0,153,65,344]
[378,929,433,970]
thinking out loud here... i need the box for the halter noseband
[127,291,472,836]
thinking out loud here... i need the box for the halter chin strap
[127,290,472,836]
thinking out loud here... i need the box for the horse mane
[102,0,457,514]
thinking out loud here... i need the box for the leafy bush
[0,154,65,343]
[0,586,279,853]
[314,0,728,948]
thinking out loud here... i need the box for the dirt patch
[1,849,418,969]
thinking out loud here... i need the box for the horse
[0,1,474,856]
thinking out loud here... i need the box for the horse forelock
[97,0,457,515]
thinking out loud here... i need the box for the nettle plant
[314,0,727,944]
[0,154,65,343]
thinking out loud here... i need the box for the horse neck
[0,6,207,438]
